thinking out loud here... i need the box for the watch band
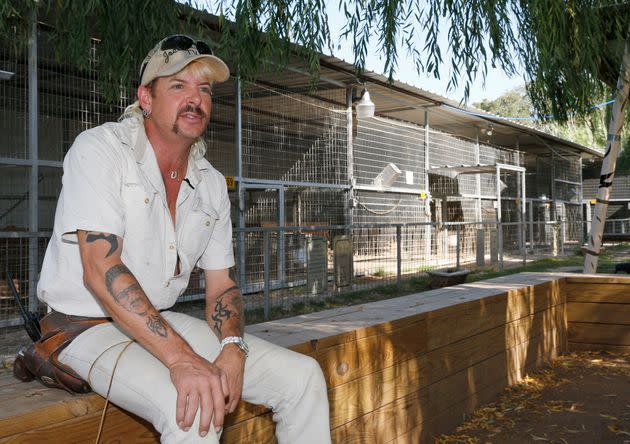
[220,336,249,357]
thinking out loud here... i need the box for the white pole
[584,40,630,273]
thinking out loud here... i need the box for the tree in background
[1,1,627,112]
[474,86,621,158]
[1,0,629,272]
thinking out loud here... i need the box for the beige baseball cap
[139,35,230,85]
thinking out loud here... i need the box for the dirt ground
[436,350,630,444]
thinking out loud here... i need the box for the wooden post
[584,40,630,273]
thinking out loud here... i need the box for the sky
[192,0,525,104]
[323,4,525,105]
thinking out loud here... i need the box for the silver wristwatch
[220,336,249,357]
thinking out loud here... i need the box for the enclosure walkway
[1,273,629,442]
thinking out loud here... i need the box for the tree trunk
[583,40,630,273]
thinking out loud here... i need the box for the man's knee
[288,354,328,400]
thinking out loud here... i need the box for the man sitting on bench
[36,35,330,443]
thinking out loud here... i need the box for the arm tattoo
[147,315,167,337]
[211,298,232,335]
[105,264,133,295]
[104,264,167,337]
[210,286,244,336]
[86,232,119,258]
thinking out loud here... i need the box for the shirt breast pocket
[180,201,218,264]
[121,183,158,241]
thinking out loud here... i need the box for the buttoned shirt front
[38,117,234,317]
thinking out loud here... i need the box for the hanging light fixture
[356,88,375,119]
[0,70,15,81]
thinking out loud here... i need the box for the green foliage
[474,86,532,119]
[518,1,629,121]
[473,85,624,151]
[1,0,629,122]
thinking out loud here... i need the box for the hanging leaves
[1,0,629,121]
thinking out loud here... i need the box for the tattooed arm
[204,267,244,339]
[77,230,229,436]
[204,267,246,412]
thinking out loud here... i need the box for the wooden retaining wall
[1,273,628,443]
[566,276,630,353]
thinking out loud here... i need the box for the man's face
[140,67,213,142]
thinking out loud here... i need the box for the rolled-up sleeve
[58,131,125,238]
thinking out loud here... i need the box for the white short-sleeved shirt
[38,118,235,317]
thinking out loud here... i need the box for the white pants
[59,311,331,444]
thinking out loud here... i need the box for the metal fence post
[396,225,402,291]
[263,231,270,321]
[560,217,567,256]
[456,224,461,269]
[28,10,39,312]
[498,222,504,271]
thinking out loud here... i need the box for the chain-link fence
[1,218,602,359]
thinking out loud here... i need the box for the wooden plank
[427,305,563,385]
[330,387,429,444]
[0,390,106,437]
[309,317,426,389]
[248,274,567,348]
[566,275,630,285]
[566,282,630,303]
[327,354,429,429]
[330,333,557,444]
[287,313,426,356]
[428,333,557,421]
[222,412,277,444]
[567,302,630,325]
[0,404,158,444]
[226,319,427,427]
[392,376,504,444]
[426,281,563,350]
[557,296,569,354]
[568,322,630,346]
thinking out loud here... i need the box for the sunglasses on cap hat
[139,35,215,83]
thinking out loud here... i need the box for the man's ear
[137,84,152,112]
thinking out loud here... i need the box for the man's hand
[169,353,230,436]
[214,345,246,413]
[204,267,247,414]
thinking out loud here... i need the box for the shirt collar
[123,118,209,185]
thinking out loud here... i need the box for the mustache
[177,104,207,119]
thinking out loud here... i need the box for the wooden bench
[2,273,629,443]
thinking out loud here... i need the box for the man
[37,35,331,443]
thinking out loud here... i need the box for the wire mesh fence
[1,218,608,359]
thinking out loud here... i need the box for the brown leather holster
[13,311,110,394]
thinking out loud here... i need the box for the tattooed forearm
[218,285,239,299]
[208,286,244,336]
[105,265,149,314]
[103,263,165,337]
[211,299,232,335]
[147,314,168,337]
[86,232,119,258]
